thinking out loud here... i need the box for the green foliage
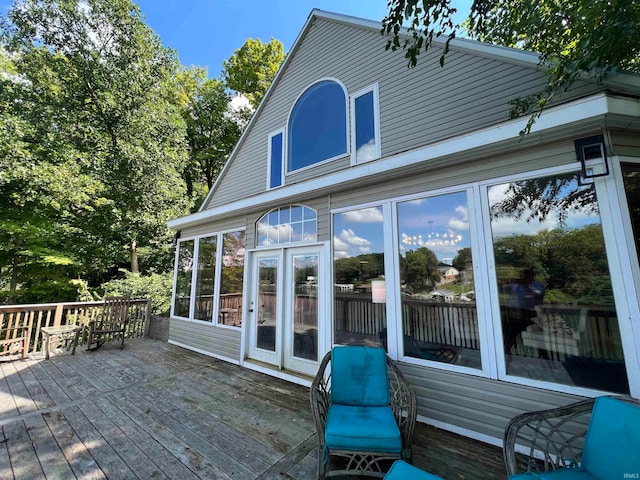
[0,0,192,302]
[382,0,640,133]
[222,37,285,109]
[177,67,245,207]
[400,247,441,293]
[100,271,173,316]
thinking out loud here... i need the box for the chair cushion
[581,396,640,478]
[325,404,402,453]
[510,468,598,480]
[331,346,389,407]
[384,460,444,480]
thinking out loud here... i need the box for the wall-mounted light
[575,134,609,180]
[172,230,181,247]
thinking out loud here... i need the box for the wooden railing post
[144,300,152,337]
[53,304,64,327]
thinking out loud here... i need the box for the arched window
[257,206,318,246]
[287,79,347,173]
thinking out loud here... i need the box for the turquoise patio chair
[310,346,416,479]
[384,460,444,479]
[504,396,640,479]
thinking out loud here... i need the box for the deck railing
[0,299,151,356]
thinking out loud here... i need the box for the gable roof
[169,9,640,230]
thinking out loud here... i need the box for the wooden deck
[0,338,507,479]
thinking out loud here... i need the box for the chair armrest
[503,398,595,476]
[310,350,332,446]
[387,357,417,451]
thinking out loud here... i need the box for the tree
[222,37,285,109]
[382,0,640,133]
[177,67,245,207]
[400,247,441,293]
[1,0,191,301]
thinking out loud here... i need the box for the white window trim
[266,128,285,191]
[255,205,318,248]
[285,77,350,176]
[171,228,246,330]
[350,83,381,165]
[330,160,639,398]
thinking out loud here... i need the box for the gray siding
[206,18,600,210]
[180,216,247,239]
[330,140,579,209]
[611,131,640,157]
[169,319,241,362]
[398,362,581,441]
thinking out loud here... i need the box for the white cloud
[343,208,383,223]
[339,228,371,246]
[355,140,377,162]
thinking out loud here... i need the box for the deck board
[0,338,508,479]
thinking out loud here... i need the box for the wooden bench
[0,324,28,360]
[41,325,81,360]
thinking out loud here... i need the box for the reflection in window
[257,206,317,246]
[397,192,479,368]
[352,87,379,163]
[288,80,347,172]
[621,163,640,267]
[292,254,319,361]
[174,240,194,318]
[194,236,217,321]
[489,171,628,393]
[269,131,283,189]
[217,231,245,327]
[333,206,386,347]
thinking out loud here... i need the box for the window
[194,236,217,321]
[351,85,380,164]
[172,230,246,328]
[396,191,480,368]
[488,171,628,393]
[174,240,194,318]
[287,79,347,173]
[333,206,386,347]
[218,231,246,326]
[268,130,284,189]
[257,206,317,246]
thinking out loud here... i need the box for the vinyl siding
[207,18,600,209]
[330,140,579,209]
[611,131,640,157]
[169,318,241,362]
[398,362,582,441]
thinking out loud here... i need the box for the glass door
[247,246,325,375]
[283,247,323,375]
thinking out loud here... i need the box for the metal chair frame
[310,350,417,479]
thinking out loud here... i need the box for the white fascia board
[169,93,627,230]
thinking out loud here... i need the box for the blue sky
[133,0,473,77]
[1,1,473,77]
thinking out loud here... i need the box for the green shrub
[99,271,173,316]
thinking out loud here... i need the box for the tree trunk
[130,239,139,273]
[8,253,19,304]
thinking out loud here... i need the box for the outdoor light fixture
[402,221,463,248]
[575,134,609,180]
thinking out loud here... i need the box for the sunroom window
[172,231,245,327]
[173,240,194,318]
[396,191,480,368]
[257,206,317,246]
[488,171,628,394]
[287,79,347,173]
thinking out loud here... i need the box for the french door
[247,245,325,376]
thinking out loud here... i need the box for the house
[168,10,640,447]
[437,266,459,284]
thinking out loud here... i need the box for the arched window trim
[255,205,318,247]
[285,77,350,175]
